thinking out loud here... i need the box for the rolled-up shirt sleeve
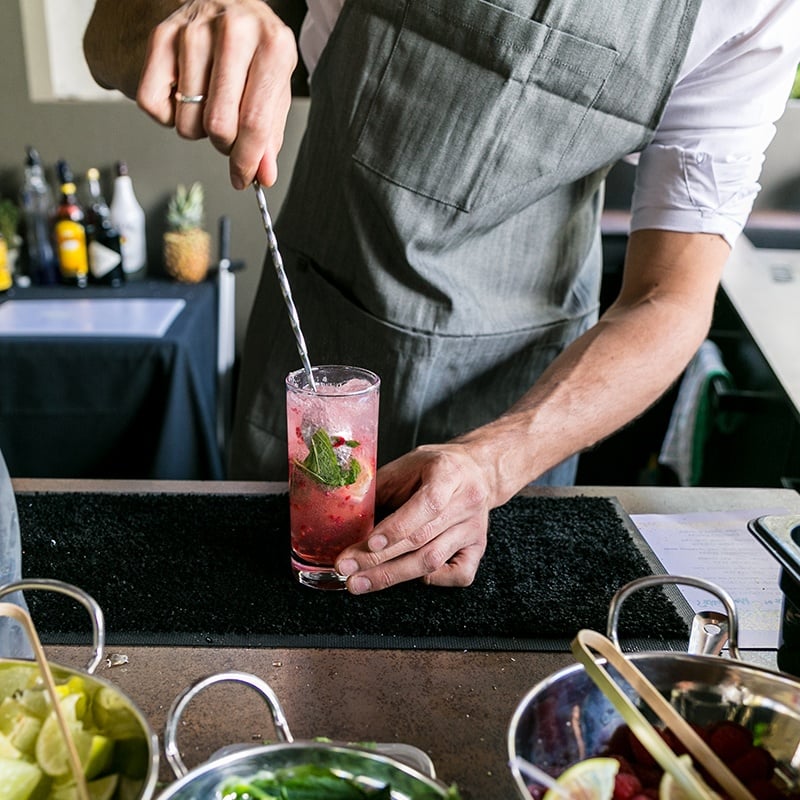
[631,144,767,247]
[630,0,800,247]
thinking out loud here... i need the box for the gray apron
[0,449,32,657]
[231,0,703,482]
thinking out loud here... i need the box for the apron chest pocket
[352,0,618,211]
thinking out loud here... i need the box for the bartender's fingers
[228,30,296,189]
[336,445,491,593]
[346,527,487,594]
[201,1,296,188]
[173,20,213,140]
[137,12,182,126]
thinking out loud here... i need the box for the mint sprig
[296,428,362,488]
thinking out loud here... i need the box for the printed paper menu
[631,508,786,650]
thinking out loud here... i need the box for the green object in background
[792,64,800,99]
[0,199,19,246]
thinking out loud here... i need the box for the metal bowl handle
[164,671,295,779]
[606,575,741,660]
[0,579,105,673]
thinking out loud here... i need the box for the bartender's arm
[334,0,800,594]
[335,228,730,593]
[83,0,297,188]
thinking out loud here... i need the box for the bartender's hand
[85,0,297,188]
[334,230,733,594]
[335,444,496,593]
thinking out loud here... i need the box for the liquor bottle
[0,233,12,292]
[85,167,125,287]
[53,160,89,288]
[110,160,147,280]
[18,146,59,285]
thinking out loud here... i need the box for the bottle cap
[56,159,74,185]
[25,146,42,168]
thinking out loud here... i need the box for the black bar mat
[16,492,688,649]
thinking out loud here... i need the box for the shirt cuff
[630,144,764,247]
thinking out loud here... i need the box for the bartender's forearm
[456,228,731,503]
[84,0,182,98]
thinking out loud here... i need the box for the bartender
[84,0,800,595]
[0,448,32,657]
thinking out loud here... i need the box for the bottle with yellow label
[54,159,89,288]
[0,233,12,292]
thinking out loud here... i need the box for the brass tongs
[572,629,755,800]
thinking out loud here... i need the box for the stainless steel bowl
[0,580,160,800]
[156,671,454,800]
[507,576,800,800]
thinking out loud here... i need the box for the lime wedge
[50,773,119,800]
[91,688,142,740]
[111,737,148,779]
[543,757,619,800]
[0,757,43,800]
[0,697,44,755]
[117,775,145,800]
[83,735,114,781]
[0,665,38,700]
[34,710,91,778]
[57,690,88,724]
[18,688,51,720]
[55,677,87,702]
[0,730,23,759]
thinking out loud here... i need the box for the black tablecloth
[17,491,689,650]
[0,280,223,480]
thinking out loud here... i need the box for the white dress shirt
[299,0,800,245]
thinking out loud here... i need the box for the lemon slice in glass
[543,757,620,800]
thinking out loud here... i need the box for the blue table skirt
[0,279,224,480]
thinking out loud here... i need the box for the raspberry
[613,771,643,800]
[627,728,657,768]
[613,756,636,775]
[747,778,784,800]
[659,727,686,757]
[635,765,663,789]
[606,725,635,761]
[707,721,753,762]
[731,746,775,783]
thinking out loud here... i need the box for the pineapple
[163,182,211,283]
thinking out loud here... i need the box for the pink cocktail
[286,365,380,589]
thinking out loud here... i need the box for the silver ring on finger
[175,91,206,105]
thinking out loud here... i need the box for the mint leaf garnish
[296,428,362,488]
[340,456,361,486]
